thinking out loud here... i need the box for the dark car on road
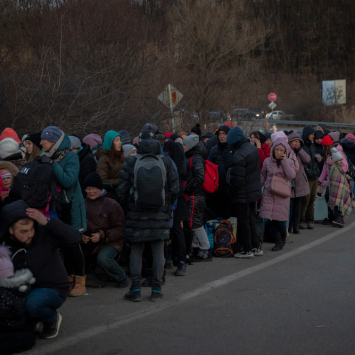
[231,109,249,120]
[248,108,266,119]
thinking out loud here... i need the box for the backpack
[213,219,236,257]
[190,155,219,193]
[133,153,167,208]
[10,158,61,212]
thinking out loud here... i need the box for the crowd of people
[0,121,354,354]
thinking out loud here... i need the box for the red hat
[0,128,21,144]
[321,135,333,146]
[165,133,173,139]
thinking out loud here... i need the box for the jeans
[26,288,63,323]
[233,202,260,252]
[191,226,210,250]
[289,197,303,230]
[97,246,126,283]
[130,241,165,291]
[301,179,318,219]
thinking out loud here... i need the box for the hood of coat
[0,160,19,177]
[137,138,161,155]
[271,138,290,159]
[302,126,316,144]
[0,269,34,297]
[185,141,206,159]
[288,132,304,148]
[77,143,92,160]
[271,131,288,145]
[340,138,355,150]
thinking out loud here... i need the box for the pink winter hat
[0,246,14,280]
[345,134,355,142]
[271,131,288,144]
[83,134,102,148]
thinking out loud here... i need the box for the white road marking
[26,221,355,354]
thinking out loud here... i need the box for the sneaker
[41,313,62,339]
[150,291,163,302]
[307,218,314,229]
[332,216,345,228]
[117,276,128,289]
[175,262,187,276]
[252,247,264,256]
[124,290,142,302]
[234,251,255,259]
[191,250,213,262]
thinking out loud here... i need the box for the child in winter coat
[0,246,37,355]
[259,138,296,251]
[328,148,353,228]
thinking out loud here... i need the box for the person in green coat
[40,126,87,297]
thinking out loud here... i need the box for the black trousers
[172,218,187,262]
[270,220,286,247]
[289,197,302,231]
[233,202,260,253]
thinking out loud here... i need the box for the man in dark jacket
[226,127,262,259]
[300,126,320,229]
[314,130,325,173]
[183,135,212,262]
[208,125,234,219]
[0,200,81,339]
[117,131,179,302]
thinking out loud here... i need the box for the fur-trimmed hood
[0,269,35,296]
[0,160,19,177]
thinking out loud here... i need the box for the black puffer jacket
[184,142,206,228]
[227,140,262,204]
[78,143,97,196]
[208,142,234,192]
[0,201,81,301]
[117,139,179,243]
[302,126,320,181]
[314,130,325,173]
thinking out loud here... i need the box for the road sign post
[158,84,183,113]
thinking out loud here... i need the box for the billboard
[322,80,346,106]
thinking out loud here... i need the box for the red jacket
[257,142,271,170]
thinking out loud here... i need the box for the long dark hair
[108,141,125,163]
[25,144,42,162]
[324,144,334,158]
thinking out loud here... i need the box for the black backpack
[213,220,236,257]
[10,158,61,212]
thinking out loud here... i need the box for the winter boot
[307,218,314,229]
[69,275,86,297]
[68,275,75,293]
[332,215,345,228]
[299,218,307,229]
[124,285,142,302]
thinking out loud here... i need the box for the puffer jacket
[78,143,97,196]
[85,193,125,254]
[319,144,348,186]
[207,141,234,192]
[51,135,86,232]
[0,269,34,332]
[259,138,296,221]
[96,147,124,191]
[227,137,262,204]
[288,133,310,198]
[314,130,325,173]
[185,142,206,228]
[117,139,179,243]
[340,137,355,165]
[302,126,320,181]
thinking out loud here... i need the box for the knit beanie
[216,125,230,136]
[103,130,121,150]
[321,135,333,146]
[69,136,82,149]
[41,126,63,144]
[331,147,343,163]
[139,130,155,142]
[183,134,199,149]
[191,124,202,136]
[0,128,21,144]
[83,134,102,148]
[122,144,137,158]
[165,133,173,139]
[328,131,340,143]
[0,138,20,159]
[84,172,103,191]
[118,130,131,146]
[142,123,158,134]
[0,247,14,280]
[26,131,42,149]
[21,134,29,144]
[0,170,12,179]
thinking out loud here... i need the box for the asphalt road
[25,215,355,355]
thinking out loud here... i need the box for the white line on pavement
[26,221,355,354]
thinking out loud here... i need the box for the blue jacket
[52,135,86,232]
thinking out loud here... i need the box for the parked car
[231,108,249,120]
[266,111,286,120]
[207,109,226,120]
[248,108,266,119]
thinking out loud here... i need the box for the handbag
[270,161,291,198]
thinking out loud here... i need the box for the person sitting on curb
[82,173,127,288]
[0,200,81,339]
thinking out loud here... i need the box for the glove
[40,156,54,165]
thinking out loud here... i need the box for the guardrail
[256,119,355,130]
